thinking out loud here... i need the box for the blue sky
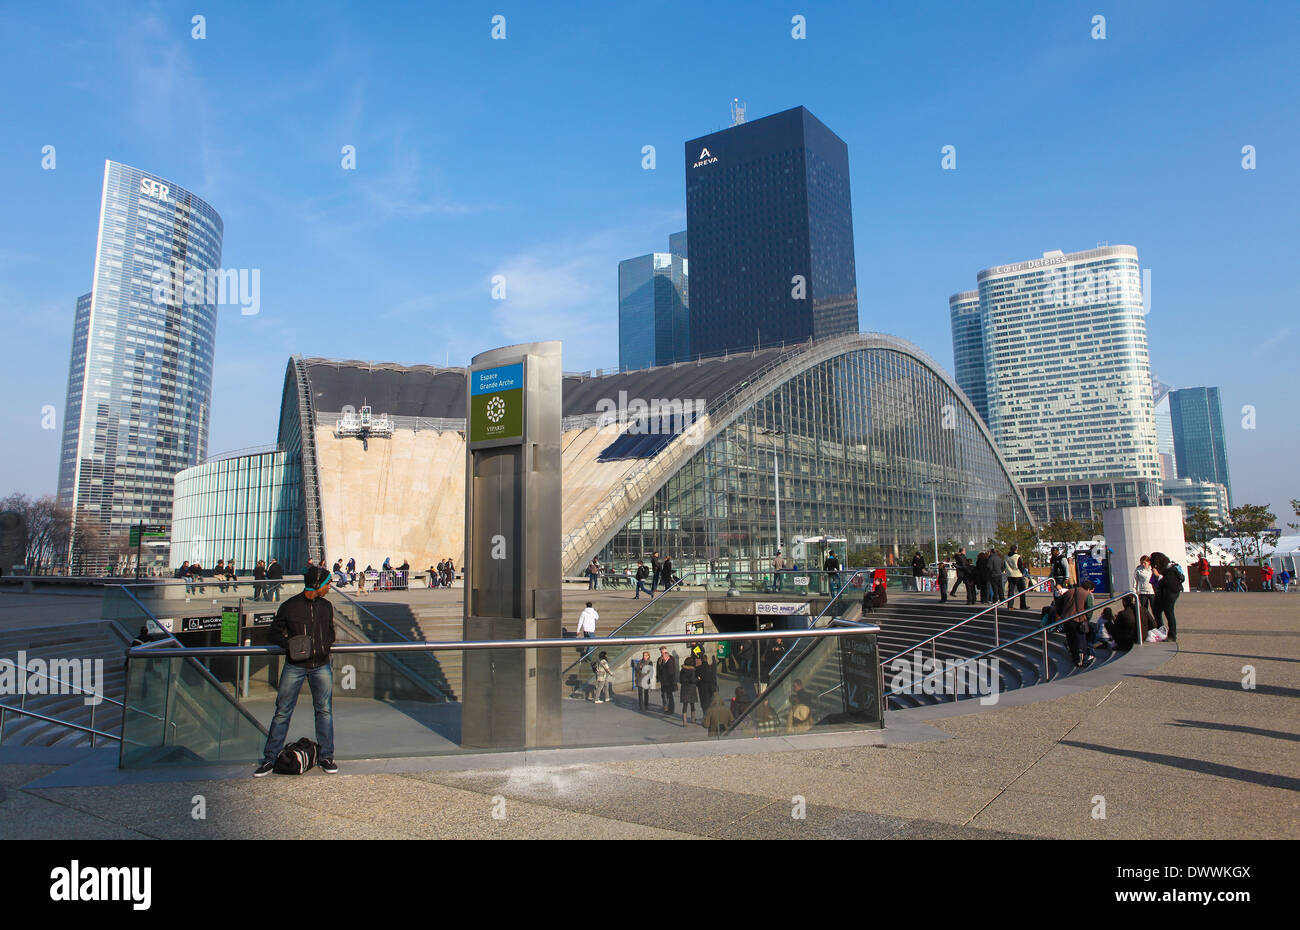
[1,0,1297,518]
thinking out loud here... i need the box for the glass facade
[668,229,687,259]
[58,160,224,571]
[169,448,303,571]
[618,252,689,371]
[685,106,857,359]
[1169,386,1232,508]
[972,246,1159,486]
[1021,477,1162,523]
[1152,377,1177,479]
[948,290,988,426]
[598,342,1023,573]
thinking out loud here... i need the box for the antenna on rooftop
[731,98,746,126]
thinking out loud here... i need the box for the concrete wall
[313,422,651,571]
[1104,505,1188,594]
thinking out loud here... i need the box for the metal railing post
[994,603,999,645]
[1041,630,1050,682]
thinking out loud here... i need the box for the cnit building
[58,160,224,572]
[950,245,1161,522]
[171,336,1029,575]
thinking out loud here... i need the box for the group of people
[1191,555,1290,592]
[937,544,1032,607]
[175,557,286,600]
[584,552,680,596]
[327,556,419,593]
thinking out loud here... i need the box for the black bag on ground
[273,737,319,774]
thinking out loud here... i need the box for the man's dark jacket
[268,591,336,669]
[267,561,283,580]
[656,654,678,688]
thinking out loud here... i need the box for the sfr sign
[140,177,170,201]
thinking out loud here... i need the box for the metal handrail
[0,703,122,744]
[884,589,1138,701]
[127,624,882,660]
[881,576,1054,665]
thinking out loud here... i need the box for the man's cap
[303,565,332,590]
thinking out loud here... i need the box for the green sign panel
[220,608,240,645]
[470,362,524,445]
[129,525,168,547]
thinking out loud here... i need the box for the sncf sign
[140,177,170,201]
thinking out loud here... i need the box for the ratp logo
[692,147,718,168]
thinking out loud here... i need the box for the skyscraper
[1152,376,1177,480]
[685,106,857,358]
[668,230,687,260]
[618,249,689,371]
[1169,386,1232,508]
[949,290,988,426]
[57,160,224,571]
[959,246,1160,517]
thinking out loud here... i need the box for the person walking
[1134,555,1156,621]
[655,646,677,714]
[973,550,990,604]
[266,557,283,601]
[1060,580,1096,668]
[911,551,925,592]
[937,559,950,603]
[592,651,614,703]
[586,558,600,590]
[1195,554,1213,592]
[254,565,339,776]
[823,549,841,595]
[951,548,971,600]
[678,655,699,725]
[1150,551,1183,642]
[576,601,598,660]
[1261,563,1274,592]
[649,551,662,596]
[1005,545,1028,609]
[773,549,786,592]
[634,560,651,599]
[1049,547,1070,595]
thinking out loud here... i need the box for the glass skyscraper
[685,106,857,358]
[949,290,988,426]
[57,160,224,571]
[618,250,689,371]
[1169,386,1232,508]
[962,246,1160,490]
[1152,376,1177,479]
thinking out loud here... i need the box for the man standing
[1060,579,1096,669]
[252,559,267,601]
[576,601,598,661]
[911,551,925,592]
[649,551,662,596]
[266,557,283,601]
[1005,545,1028,609]
[659,554,675,592]
[773,549,786,592]
[655,646,678,714]
[987,548,1005,603]
[824,549,841,594]
[632,650,654,711]
[255,565,339,776]
[937,559,950,603]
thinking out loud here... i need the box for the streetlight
[924,478,942,569]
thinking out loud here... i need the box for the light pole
[774,452,782,553]
[924,478,941,568]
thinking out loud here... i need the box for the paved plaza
[0,589,1295,839]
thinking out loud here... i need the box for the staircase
[0,620,131,747]
[871,598,1121,709]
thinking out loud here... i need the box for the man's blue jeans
[635,580,651,598]
[263,662,334,762]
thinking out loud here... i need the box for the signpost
[462,342,563,749]
[130,523,167,580]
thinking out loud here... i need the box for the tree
[1041,517,1085,553]
[0,493,72,573]
[1184,506,1220,558]
[1223,504,1279,568]
[988,520,1041,565]
[1288,498,1300,533]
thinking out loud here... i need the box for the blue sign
[471,363,523,396]
[1075,554,1110,594]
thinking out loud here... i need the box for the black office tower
[685,106,857,358]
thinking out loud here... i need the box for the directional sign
[469,361,525,445]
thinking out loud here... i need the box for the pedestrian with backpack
[1150,551,1183,642]
[592,651,614,703]
[255,565,339,776]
